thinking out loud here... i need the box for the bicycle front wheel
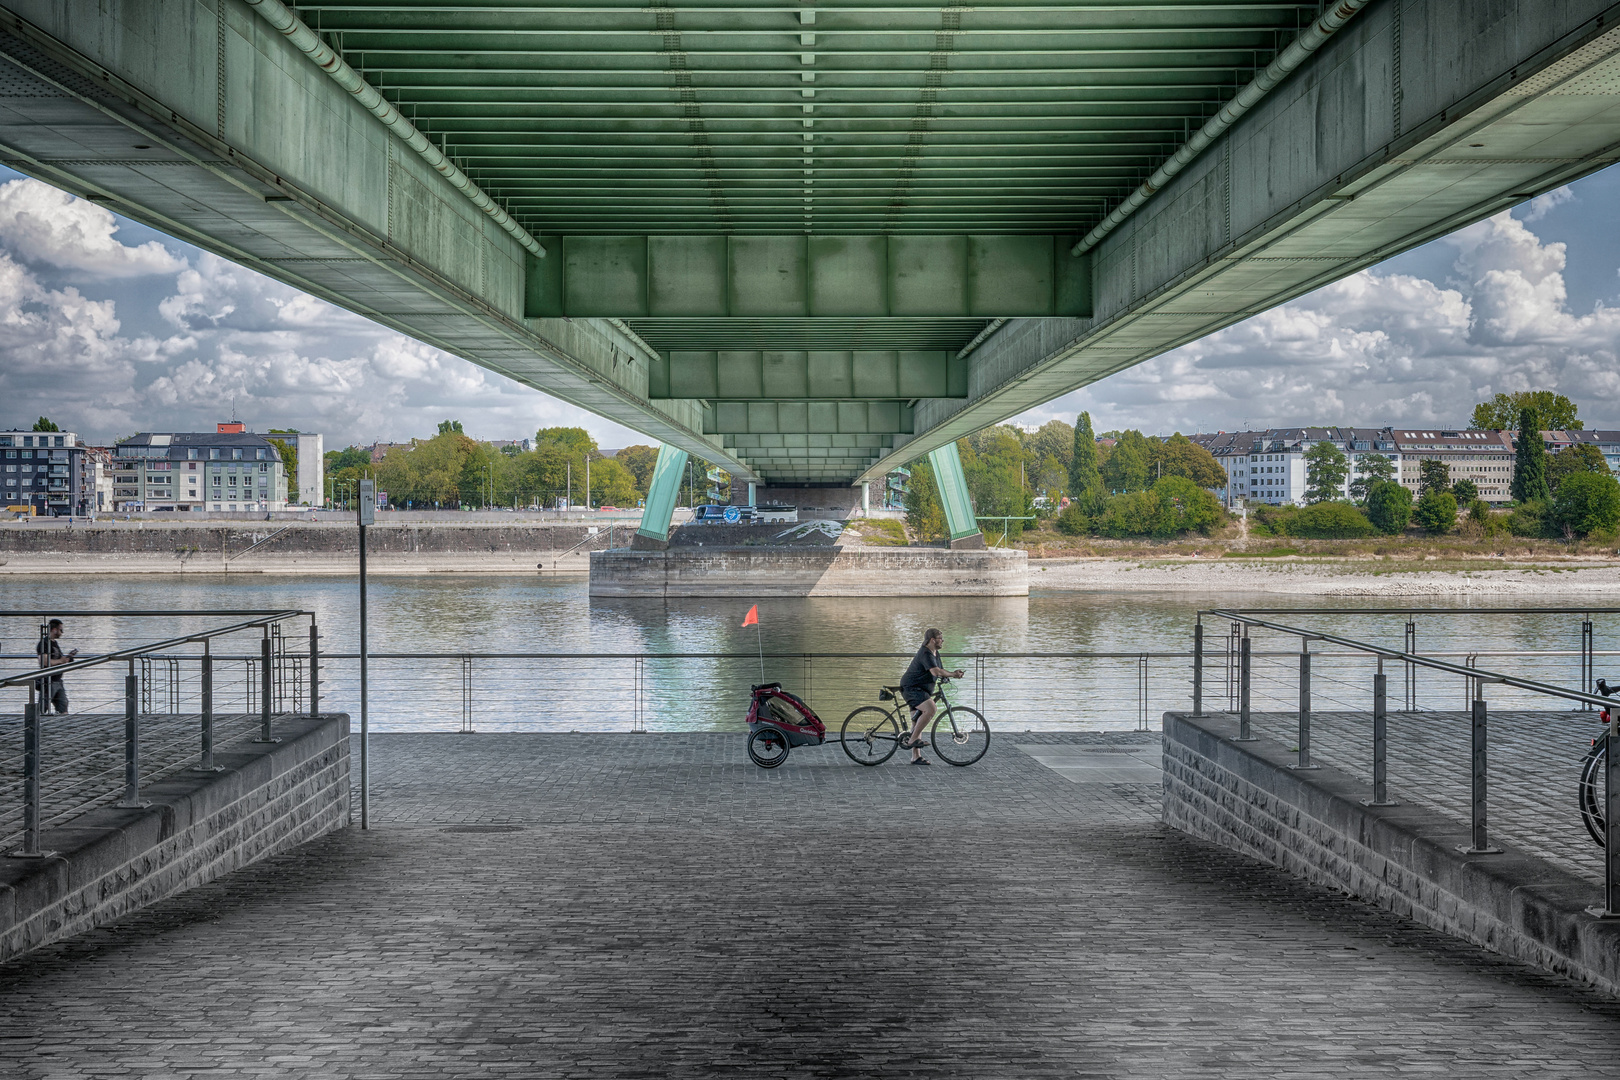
[841,706,901,765]
[1580,740,1606,847]
[931,706,989,766]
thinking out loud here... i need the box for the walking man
[36,618,77,714]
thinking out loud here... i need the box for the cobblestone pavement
[2,732,1619,1077]
[1242,709,1606,882]
[0,711,281,850]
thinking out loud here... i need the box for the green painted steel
[524,235,1089,317]
[637,442,691,541]
[927,442,981,542]
[652,350,965,400]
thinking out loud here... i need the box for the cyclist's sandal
[909,756,933,765]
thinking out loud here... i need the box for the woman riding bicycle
[899,628,964,765]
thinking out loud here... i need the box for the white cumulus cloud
[0,178,183,277]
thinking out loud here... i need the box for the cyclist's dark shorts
[902,688,930,709]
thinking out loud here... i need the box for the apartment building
[0,429,90,515]
[115,425,289,512]
[1192,427,1401,506]
[1555,430,1620,475]
[1387,429,1515,503]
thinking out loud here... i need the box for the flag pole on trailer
[742,604,762,682]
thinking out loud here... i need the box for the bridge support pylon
[634,444,690,550]
[927,443,985,549]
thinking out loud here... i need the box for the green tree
[1451,478,1479,504]
[1095,476,1224,538]
[904,459,946,541]
[1472,391,1581,432]
[1417,458,1451,497]
[1546,442,1609,493]
[616,444,660,496]
[1365,480,1414,535]
[325,446,372,473]
[437,420,465,435]
[1414,490,1458,534]
[1303,442,1351,504]
[1283,501,1376,539]
[31,417,59,432]
[587,457,640,506]
[1054,504,1089,536]
[959,431,1028,538]
[1511,406,1551,503]
[1348,453,1396,504]
[1551,472,1620,538]
[266,429,300,499]
[1068,412,1107,516]
[1101,431,1150,493]
[1148,433,1227,489]
[1028,419,1074,470]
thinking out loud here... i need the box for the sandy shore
[1030,557,1620,596]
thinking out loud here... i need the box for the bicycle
[839,677,989,767]
[1577,678,1618,846]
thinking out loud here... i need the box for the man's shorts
[901,688,930,710]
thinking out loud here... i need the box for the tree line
[322,423,729,510]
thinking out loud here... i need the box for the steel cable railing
[1195,607,1620,915]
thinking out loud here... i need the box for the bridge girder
[0,0,1616,490]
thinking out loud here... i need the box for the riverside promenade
[2,731,1618,1076]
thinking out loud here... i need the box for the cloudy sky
[0,160,1617,448]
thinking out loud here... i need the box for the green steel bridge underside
[2,0,1620,487]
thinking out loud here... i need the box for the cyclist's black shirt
[901,646,939,696]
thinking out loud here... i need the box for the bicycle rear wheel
[1580,740,1606,847]
[931,706,989,766]
[841,706,901,765]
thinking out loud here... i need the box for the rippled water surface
[0,575,1612,731]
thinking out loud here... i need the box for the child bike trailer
[745,682,826,768]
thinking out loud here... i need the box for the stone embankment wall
[0,713,349,962]
[1162,710,1620,995]
[0,524,619,574]
[590,547,1028,597]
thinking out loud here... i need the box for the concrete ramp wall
[590,547,1027,597]
[1162,711,1620,996]
[0,714,350,962]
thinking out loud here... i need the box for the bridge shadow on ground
[1,732,1618,1076]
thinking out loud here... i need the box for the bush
[1414,490,1458,534]
[1452,478,1479,503]
[1508,498,1551,538]
[1096,476,1226,538]
[1552,472,1620,538]
[1280,500,1375,539]
[1364,480,1413,535]
[1055,504,1090,536]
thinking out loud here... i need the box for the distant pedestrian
[35,618,77,714]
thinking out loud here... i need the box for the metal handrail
[1207,610,1611,709]
[0,611,309,690]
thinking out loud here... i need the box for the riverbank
[1032,556,1620,596]
[0,522,622,575]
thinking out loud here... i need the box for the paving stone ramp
[1164,710,1620,996]
[0,713,348,962]
[1,731,1618,1076]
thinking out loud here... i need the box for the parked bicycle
[1578,678,1618,847]
[839,677,989,766]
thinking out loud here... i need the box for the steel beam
[636,443,689,544]
[652,350,965,400]
[524,235,1090,318]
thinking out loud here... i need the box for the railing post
[1583,617,1595,711]
[10,691,51,858]
[1294,643,1316,769]
[1362,662,1397,807]
[255,629,278,744]
[1237,631,1254,740]
[199,645,220,772]
[1460,693,1499,854]
[1192,619,1204,716]
[116,661,150,809]
[309,620,320,717]
[1404,618,1416,711]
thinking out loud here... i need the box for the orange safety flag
[742,604,759,627]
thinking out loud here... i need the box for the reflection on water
[0,575,1613,732]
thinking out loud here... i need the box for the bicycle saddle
[879,685,903,701]
[1599,679,1616,698]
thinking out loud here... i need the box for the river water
[0,574,1612,732]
